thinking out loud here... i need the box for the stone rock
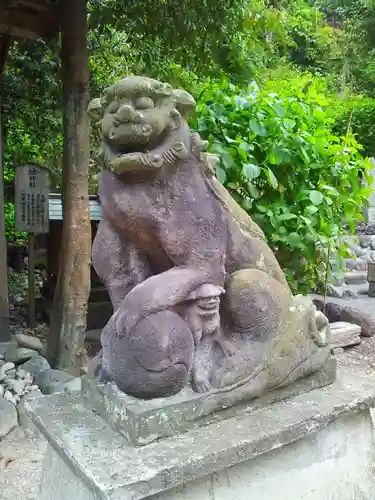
[370,236,375,250]
[327,284,344,298]
[330,273,345,286]
[345,256,368,271]
[359,235,372,248]
[312,295,375,337]
[16,367,27,379]
[4,390,17,406]
[347,243,365,257]
[344,271,368,286]
[17,388,43,430]
[0,361,15,382]
[21,355,50,378]
[35,369,76,395]
[331,347,345,356]
[15,333,44,354]
[342,288,359,299]
[330,322,362,349]
[6,378,26,395]
[0,397,17,438]
[5,345,39,364]
[56,376,81,394]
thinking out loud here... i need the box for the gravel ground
[0,428,47,500]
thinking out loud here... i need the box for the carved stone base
[26,364,375,500]
[81,357,336,446]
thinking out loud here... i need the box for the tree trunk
[47,0,91,374]
[0,35,10,342]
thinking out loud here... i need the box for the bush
[191,78,372,293]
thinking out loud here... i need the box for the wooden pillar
[47,0,91,373]
[0,35,10,342]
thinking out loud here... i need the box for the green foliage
[330,94,375,158]
[191,78,372,293]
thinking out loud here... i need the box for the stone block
[27,366,375,500]
[330,322,361,349]
[344,271,368,285]
[81,358,336,446]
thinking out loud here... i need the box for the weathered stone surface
[0,362,15,382]
[15,333,44,354]
[28,366,375,500]
[359,235,372,248]
[345,257,367,271]
[330,272,345,286]
[35,369,76,395]
[331,347,345,356]
[5,345,39,364]
[52,377,82,394]
[327,284,344,298]
[17,389,43,429]
[0,342,15,356]
[88,75,332,402]
[330,322,361,349]
[81,358,336,446]
[0,398,17,438]
[344,271,368,285]
[312,294,375,337]
[21,356,50,378]
[5,378,27,395]
[38,409,375,500]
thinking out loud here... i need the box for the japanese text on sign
[15,164,50,234]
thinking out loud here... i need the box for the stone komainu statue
[88,75,332,400]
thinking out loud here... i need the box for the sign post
[14,164,49,327]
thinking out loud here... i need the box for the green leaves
[194,74,371,294]
[243,163,260,180]
[249,118,267,137]
[265,168,278,189]
[309,190,323,205]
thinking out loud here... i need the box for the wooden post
[28,233,36,327]
[0,35,10,342]
[47,0,91,374]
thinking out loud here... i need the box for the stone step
[329,321,362,349]
[344,271,368,285]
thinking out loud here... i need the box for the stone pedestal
[27,366,375,500]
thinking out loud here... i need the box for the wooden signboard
[14,163,50,327]
[15,163,50,234]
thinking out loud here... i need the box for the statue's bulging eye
[134,97,155,110]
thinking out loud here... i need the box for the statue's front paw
[313,310,330,347]
[193,376,212,393]
[217,339,236,357]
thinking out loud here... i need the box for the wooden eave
[0,0,60,40]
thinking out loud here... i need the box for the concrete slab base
[81,358,336,446]
[27,366,375,500]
